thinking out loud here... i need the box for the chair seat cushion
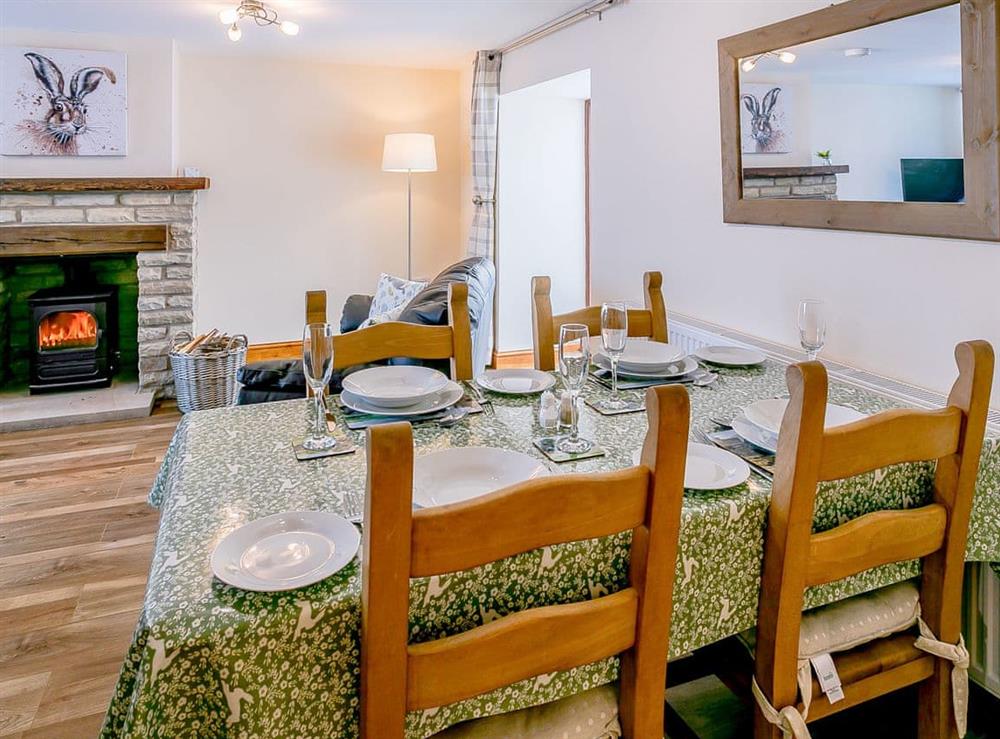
[799,580,920,659]
[430,685,621,739]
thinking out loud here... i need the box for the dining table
[101,357,1000,739]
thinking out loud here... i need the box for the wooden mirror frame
[718,0,1000,241]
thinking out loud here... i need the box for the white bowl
[743,398,867,437]
[342,366,449,408]
[632,442,751,489]
[412,447,549,507]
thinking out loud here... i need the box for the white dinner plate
[340,381,463,417]
[693,345,767,367]
[591,337,685,372]
[732,414,779,454]
[743,398,867,437]
[341,366,449,408]
[596,354,698,380]
[412,447,550,507]
[631,442,751,489]
[211,511,360,592]
[476,369,556,395]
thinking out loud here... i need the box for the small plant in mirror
[816,149,832,165]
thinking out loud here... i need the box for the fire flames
[38,311,98,351]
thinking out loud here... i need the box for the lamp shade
[382,133,437,172]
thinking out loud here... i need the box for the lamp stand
[406,169,413,280]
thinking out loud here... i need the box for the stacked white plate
[476,369,555,395]
[733,398,867,454]
[340,366,462,416]
[592,338,693,379]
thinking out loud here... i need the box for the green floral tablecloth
[102,360,1000,738]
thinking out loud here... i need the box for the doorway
[495,69,591,364]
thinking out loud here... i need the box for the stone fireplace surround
[0,178,208,397]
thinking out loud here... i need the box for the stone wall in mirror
[739,4,963,203]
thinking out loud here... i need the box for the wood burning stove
[27,285,118,393]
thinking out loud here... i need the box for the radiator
[670,315,1000,698]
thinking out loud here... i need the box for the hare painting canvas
[1,46,127,156]
[740,83,791,154]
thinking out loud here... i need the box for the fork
[464,381,494,415]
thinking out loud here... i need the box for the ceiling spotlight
[217,1,301,42]
[844,47,872,58]
[740,50,795,72]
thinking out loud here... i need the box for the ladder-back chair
[531,272,668,371]
[360,384,691,738]
[753,341,993,739]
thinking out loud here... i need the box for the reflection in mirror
[739,4,963,203]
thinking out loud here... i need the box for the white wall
[497,90,586,351]
[178,54,463,343]
[743,78,964,201]
[0,28,176,176]
[501,0,1000,404]
[810,83,963,201]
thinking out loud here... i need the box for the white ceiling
[0,0,584,69]
[743,4,962,87]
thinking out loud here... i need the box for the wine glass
[302,323,336,450]
[600,301,629,410]
[797,299,827,361]
[557,323,592,454]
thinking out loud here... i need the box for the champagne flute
[557,323,593,454]
[600,301,629,410]
[302,323,336,450]
[797,299,827,361]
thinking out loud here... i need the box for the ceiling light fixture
[844,47,872,58]
[741,49,797,72]
[218,1,301,41]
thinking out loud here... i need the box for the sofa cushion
[362,273,427,327]
[340,294,373,334]
[398,257,493,329]
[238,359,306,391]
[430,685,621,739]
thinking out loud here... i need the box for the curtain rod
[494,0,623,55]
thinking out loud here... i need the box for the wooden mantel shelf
[743,165,849,178]
[0,225,167,258]
[0,177,210,193]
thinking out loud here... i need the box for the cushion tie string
[913,617,970,738]
[751,676,812,739]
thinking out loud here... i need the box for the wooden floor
[1,395,997,738]
[0,403,179,738]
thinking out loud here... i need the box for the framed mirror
[718,0,1000,241]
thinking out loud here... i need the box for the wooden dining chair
[360,384,691,738]
[332,282,473,381]
[530,272,668,371]
[752,341,993,739]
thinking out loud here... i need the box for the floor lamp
[382,133,437,280]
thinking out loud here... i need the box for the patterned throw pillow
[360,273,427,328]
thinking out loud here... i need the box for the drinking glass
[797,299,827,361]
[557,323,593,454]
[600,301,629,410]
[302,322,336,450]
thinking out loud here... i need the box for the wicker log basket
[170,330,248,413]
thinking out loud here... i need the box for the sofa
[236,257,495,405]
